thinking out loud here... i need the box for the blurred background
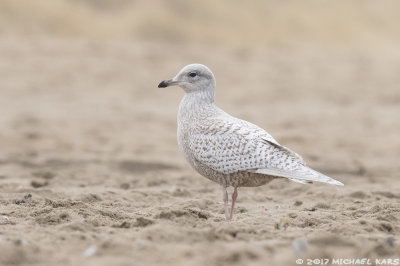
[1,0,400,47]
[0,1,399,266]
[1,0,399,169]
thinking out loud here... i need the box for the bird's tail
[250,166,344,186]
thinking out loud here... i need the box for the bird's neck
[178,90,216,120]
[183,89,215,106]
[185,87,215,103]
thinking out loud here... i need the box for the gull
[158,64,343,220]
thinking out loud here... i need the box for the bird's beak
[158,78,181,88]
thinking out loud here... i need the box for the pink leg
[222,186,230,220]
[228,187,238,220]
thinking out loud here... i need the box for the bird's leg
[228,187,238,220]
[222,186,230,220]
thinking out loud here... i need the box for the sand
[0,37,399,266]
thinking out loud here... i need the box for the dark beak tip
[158,80,168,88]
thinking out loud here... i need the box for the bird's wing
[254,137,343,186]
[189,116,343,186]
[188,116,302,174]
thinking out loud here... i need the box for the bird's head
[158,64,216,94]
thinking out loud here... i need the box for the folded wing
[189,116,343,186]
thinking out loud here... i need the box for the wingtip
[333,180,344,186]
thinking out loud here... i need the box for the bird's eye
[189,72,197,77]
